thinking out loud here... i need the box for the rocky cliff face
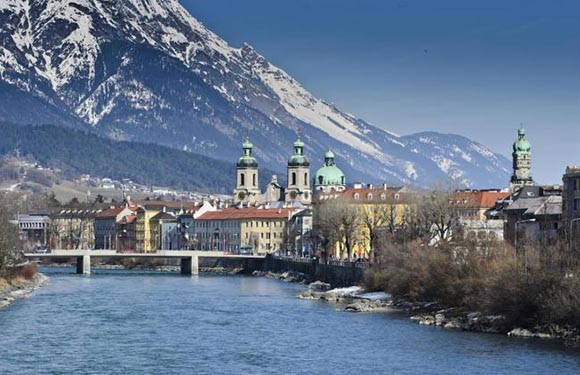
[0,0,511,188]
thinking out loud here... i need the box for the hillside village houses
[14,127,580,257]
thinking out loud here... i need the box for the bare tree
[0,193,20,276]
[312,200,341,259]
[361,203,398,262]
[418,190,463,247]
[313,198,360,260]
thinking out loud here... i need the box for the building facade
[49,208,103,250]
[195,207,294,255]
[563,166,580,242]
[16,211,51,250]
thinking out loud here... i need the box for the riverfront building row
[15,127,580,257]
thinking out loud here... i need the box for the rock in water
[308,281,332,292]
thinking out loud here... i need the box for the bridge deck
[24,250,265,259]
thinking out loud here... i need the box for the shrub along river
[0,268,579,374]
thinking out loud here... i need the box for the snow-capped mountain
[0,0,511,188]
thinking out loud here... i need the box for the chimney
[368,183,374,190]
[382,183,388,190]
[353,182,362,189]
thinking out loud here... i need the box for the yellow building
[135,201,178,253]
[316,185,409,259]
[49,208,103,250]
[195,206,295,255]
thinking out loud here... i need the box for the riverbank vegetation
[0,191,50,280]
[363,190,580,335]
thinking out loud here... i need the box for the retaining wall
[263,256,366,287]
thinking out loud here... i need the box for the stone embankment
[299,282,392,313]
[394,300,580,347]
[266,271,580,346]
[0,273,48,310]
[252,270,311,284]
[252,270,392,312]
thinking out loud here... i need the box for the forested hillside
[0,122,276,193]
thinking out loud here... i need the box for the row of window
[196,220,284,229]
[353,192,400,201]
[19,222,48,229]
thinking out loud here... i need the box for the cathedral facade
[233,136,313,205]
[232,136,348,205]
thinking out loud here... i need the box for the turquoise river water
[0,268,579,374]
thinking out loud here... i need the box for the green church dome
[315,149,345,187]
[513,127,531,156]
[237,136,258,168]
[288,137,310,167]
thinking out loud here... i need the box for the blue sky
[182,0,580,184]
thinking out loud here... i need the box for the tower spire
[510,125,533,192]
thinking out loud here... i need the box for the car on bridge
[32,245,51,254]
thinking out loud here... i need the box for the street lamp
[569,218,580,250]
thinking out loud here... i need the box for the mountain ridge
[0,0,511,188]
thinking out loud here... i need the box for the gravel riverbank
[0,273,48,310]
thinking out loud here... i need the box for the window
[575,199,580,211]
[318,176,324,185]
[252,173,256,187]
[367,193,373,200]
[380,193,386,201]
[354,193,360,200]
[575,179,580,191]
[291,172,297,186]
[304,173,308,186]
[240,173,245,186]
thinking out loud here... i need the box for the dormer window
[394,194,400,201]
[353,193,360,200]
[367,193,373,200]
[380,193,387,201]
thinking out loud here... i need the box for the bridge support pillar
[76,255,91,275]
[180,256,199,276]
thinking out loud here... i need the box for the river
[0,268,579,374]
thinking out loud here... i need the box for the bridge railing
[274,255,370,268]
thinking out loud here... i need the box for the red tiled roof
[119,214,137,224]
[197,207,294,221]
[453,191,510,209]
[95,206,125,218]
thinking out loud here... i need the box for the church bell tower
[285,136,311,204]
[510,126,533,192]
[233,136,261,203]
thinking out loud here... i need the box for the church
[232,135,347,205]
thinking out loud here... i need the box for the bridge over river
[24,250,265,275]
